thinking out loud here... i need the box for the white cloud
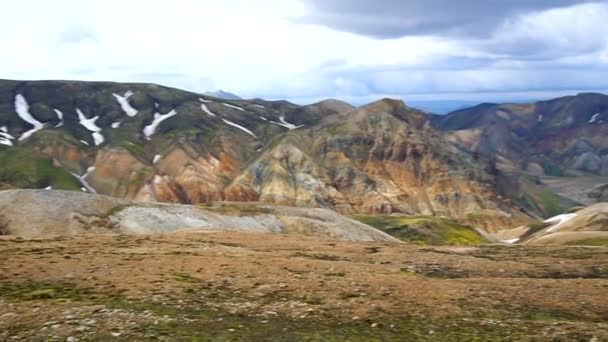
[0,0,607,106]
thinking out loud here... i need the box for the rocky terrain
[0,232,606,341]
[431,93,608,217]
[0,79,526,229]
[0,190,396,242]
[495,203,608,246]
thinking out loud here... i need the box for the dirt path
[1,232,607,341]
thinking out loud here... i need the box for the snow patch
[589,113,600,123]
[253,104,265,109]
[0,130,15,146]
[53,109,64,127]
[143,110,177,139]
[223,103,245,111]
[71,166,97,193]
[111,122,121,129]
[501,238,519,244]
[44,186,52,190]
[15,94,45,141]
[269,116,303,130]
[544,213,577,233]
[222,119,257,138]
[259,116,268,121]
[113,91,138,117]
[79,140,90,146]
[200,104,216,117]
[153,154,162,164]
[77,108,104,146]
[199,98,212,103]
[92,132,104,146]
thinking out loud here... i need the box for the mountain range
[1,79,607,234]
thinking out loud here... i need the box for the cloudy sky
[1,0,607,111]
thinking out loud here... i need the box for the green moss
[220,175,232,186]
[566,238,608,247]
[0,282,92,302]
[204,203,274,216]
[0,147,80,190]
[352,215,487,245]
[326,123,348,136]
[538,189,562,217]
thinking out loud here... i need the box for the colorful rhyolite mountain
[1,79,606,232]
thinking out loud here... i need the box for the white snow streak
[201,104,216,117]
[153,154,162,164]
[253,104,265,109]
[79,140,90,146]
[53,109,64,127]
[588,113,600,123]
[269,116,303,130]
[0,127,15,146]
[199,98,212,103]
[44,186,52,190]
[259,116,268,121]
[143,110,177,139]
[0,131,14,146]
[544,213,577,232]
[222,119,257,138]
[111,122,121,129]
[71,166,97,193]
[15,94,45,141]
[501,238,519,244]
[77,108,104,146]
[113,91,138,117]
[223,103,245,111]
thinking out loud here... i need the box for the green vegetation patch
[566,238,608,247]
[202,203,275,216]
[352,215,487,245]
[0,147,80,190]
[0,281,93,302]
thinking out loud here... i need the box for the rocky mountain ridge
[4,79,605,230]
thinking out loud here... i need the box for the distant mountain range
[203,90,242,100]
[0,79,606,233]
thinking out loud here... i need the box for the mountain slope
[432,93,608,176]
[431,93,608,217]
[0,189,397,242]
[225,99,530,229]
[0,79,530,229]
[0,79,323,203]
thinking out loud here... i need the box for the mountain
[495,203,608,246]
[225,98,530,230]
[0,79,527,230]
[431,93,608,217]
[203,90,242,100]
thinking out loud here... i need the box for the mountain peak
[203,90,242,100]
[358,98,428,128]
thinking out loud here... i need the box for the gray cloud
[298,0,597,38]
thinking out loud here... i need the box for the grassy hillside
[0,147,80,190]
[351,215,487,245]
